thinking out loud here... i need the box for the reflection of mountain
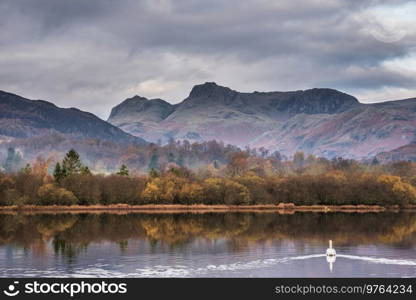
[1,212,416,258]
[108,82,416,159]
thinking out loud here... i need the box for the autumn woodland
[1,142,416,207]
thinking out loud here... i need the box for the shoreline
[0,203,415,214]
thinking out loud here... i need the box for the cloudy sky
[1,0,416,119]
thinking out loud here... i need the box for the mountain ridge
[107,82,416,159]
[0,90,146,145]
[1,84,415,161]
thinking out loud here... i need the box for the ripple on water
[3,253,415,278]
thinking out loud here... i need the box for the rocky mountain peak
[122,95,149,104]
[277,88,360,114]
[108,94,174,125]
[189,82,235,99]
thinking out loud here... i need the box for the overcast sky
[1,0,416,119]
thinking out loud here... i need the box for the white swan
[326,240,336,272]
[326,240,336,256]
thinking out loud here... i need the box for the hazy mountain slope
[0,90,146,145]
[251,99,416,158]
[375,143,416,162]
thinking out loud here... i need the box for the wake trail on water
[195,254,326,273]
[129,254,416,277]
[337,254,416,266]
[3,254,415,277]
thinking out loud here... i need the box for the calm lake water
[0,212,415,277]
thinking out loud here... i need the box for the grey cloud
[320,67,416,90]
[0,0,415,118]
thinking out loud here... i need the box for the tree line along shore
[1,204,405,213]
[1,149,416,208]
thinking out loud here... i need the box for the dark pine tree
[80,165,91,175]
[62,149,82,176]
[117,164,129,176]
[53,162,64,183]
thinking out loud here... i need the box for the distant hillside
[1,134,241,173]
[0,90,146,145]
[375,143,416,163]
[108,82,416,159]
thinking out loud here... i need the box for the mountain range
[1,83,415,162]
[108,82,416,159]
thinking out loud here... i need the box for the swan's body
[326,240,336,256]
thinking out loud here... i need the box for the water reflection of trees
[0,212,415,259]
